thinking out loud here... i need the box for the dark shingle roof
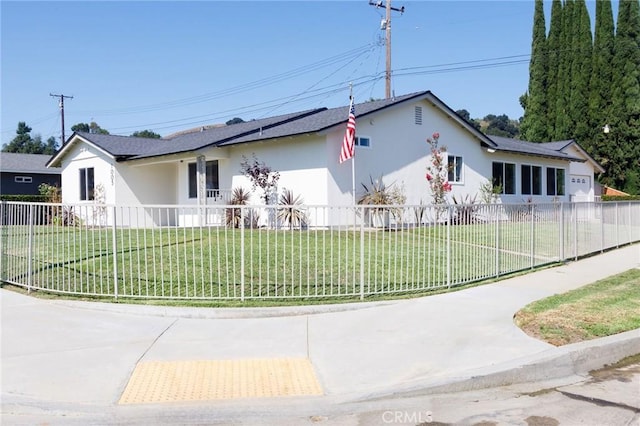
[48,91,586,166]
[1,152,60,173]
[225,92,430,146]
[59,109,328,162]
[488,136,583,162]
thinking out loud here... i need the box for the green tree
[607,0,640,188]
[71,122,109,134]
[545,0,564,139]
[588,0,615,174]
[520,0,548,142]
[624,169,639,195]
[481,114,520,138]
[553,0,574,139]
[2,122,57,154]
[568,0,593,145]
[455,109,481,130]
[131,130,161,139]
[225,117,245,125]
[43,136,58,154]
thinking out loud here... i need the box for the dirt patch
[524,415,559,426]
[514,310,590,346]
[589,353,640,383]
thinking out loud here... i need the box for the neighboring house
[602,186,630,197]
[1,153,61,196]
[47,91,603,226]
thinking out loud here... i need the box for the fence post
[27,203,34,294]
[240,206,245,302]
[600,202,604,253]
[559,202,565,261]
[0,201,6,283]
[446,205,451,288]
[573,203,578,260]
[616,202,620,248]
[494,204,500,277]
[530,203,535,269]
[360,205,365,301]
[111,205,119,300]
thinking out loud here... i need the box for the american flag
[339,98,356,163]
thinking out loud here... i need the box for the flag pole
[349,83,356,207]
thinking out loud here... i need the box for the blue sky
[1,1,613,147]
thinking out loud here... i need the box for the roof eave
[563,140,605,173]
[46,132,116,167]
[492,148,584,162]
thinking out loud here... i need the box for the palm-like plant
[225,187,251,228]
[278,189,306,230]
[358,176,405,208]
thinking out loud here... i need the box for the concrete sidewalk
[1,244,639,424]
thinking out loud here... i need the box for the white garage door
[570,174,591,200]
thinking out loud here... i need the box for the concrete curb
[358,328,640,402]
[46,296,397,319]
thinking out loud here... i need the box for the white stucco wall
[562,144,598,202]
[60,142,115,205]
[226,135,329,206]
[325,99,575,207]
[114,162,177,206]
[326,99,491,207]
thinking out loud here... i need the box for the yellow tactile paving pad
[119,358,323,404]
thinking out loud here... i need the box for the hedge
[0,195,48,202]
[601,195,640,202]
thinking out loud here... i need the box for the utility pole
[369,0,405,99]
[50,93,73,143]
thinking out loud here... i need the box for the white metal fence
[1,201,639,301]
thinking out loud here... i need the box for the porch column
[196,155,207,207]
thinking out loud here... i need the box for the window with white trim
[447,155,463,183]
[79,167,94,201]
[546,167,565,196]
[521,165,542,195]
[492,161,515,194]
[14,176,32,183]
[188,160,219,199]
[355,136,370,148]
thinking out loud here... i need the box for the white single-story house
[47,90,604,226]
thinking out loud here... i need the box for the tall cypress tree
[521,0,548,142]
[608,0,640,188]
[588,0,615,170]
[553,0,574,139]
[568,0,592,145]
[545,0,564,139]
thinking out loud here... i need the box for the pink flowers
[425,130,451,206]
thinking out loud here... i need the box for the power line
[77,44,376,117]
[16,51,538,140]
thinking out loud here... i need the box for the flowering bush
[425,132,452,205]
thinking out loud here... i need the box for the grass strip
[515,268,640,346]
